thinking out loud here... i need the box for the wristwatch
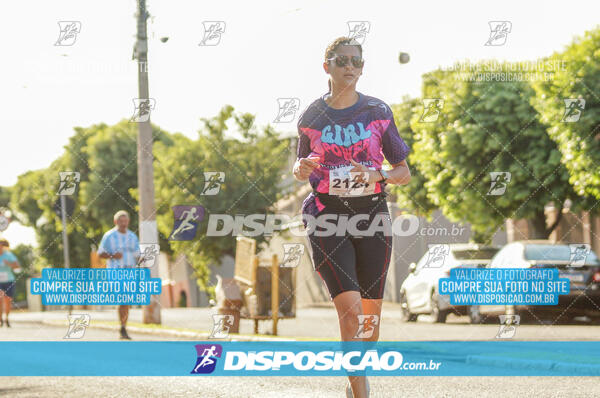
[377,169,389,183]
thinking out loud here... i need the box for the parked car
[400,243,500,323]
[473,240,600,322]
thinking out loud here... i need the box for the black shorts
[0,282,15,298]
[306,197,392,300]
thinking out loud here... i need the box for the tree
[10,111,291,299]
[388,97,437,217]
[531,26,600,200]
[0,186,10,209]
[411,63,578,242]
[10,120,173,268]
[153,105,291,296]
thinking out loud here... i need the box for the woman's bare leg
[360,298,383,342]
[333,291,368,398]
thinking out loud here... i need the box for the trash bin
[215,276,243,334]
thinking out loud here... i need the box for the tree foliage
[153,105,291,295]
[531,26,600,200]
[10,120,173,268]
[388,97,437,217]
[410,63,578,242]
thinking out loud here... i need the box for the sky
[0,0,598,246]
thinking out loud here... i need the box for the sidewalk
[10,303,408,341]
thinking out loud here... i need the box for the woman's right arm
[293,131,320,181]
[293,157,320,181]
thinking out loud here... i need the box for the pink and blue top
[297,91,410,216]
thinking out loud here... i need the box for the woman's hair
[324,37,363,93]
[0,238,8,247]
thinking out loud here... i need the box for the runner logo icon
[354,314,379,339]
[201,172,225,195]
[191,344,223,374]
[169,205,205,241]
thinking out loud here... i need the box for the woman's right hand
[293,156,321,181]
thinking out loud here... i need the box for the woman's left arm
[384,160,411,185]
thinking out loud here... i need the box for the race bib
[0,272,9,282]
[329,165,376,197]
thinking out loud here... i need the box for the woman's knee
[333,290,365,326]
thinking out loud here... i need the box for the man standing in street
[0,239,19,327]
[97,210,140,339]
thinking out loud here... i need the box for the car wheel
[468,305,483,324]
[400,291,417,322]
[431,291,448,323]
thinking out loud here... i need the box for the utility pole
[60,195,70,270]
[135,0,161,324]
[60,195,72,315]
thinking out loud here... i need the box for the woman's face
[324,45,363,90]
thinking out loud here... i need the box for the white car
[400,243,499,323]
[475,240,600,322]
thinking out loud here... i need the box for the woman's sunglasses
[327,54,364,68]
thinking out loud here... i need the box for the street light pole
[60,194,72,315]
[135,0,161,324]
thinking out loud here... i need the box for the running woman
[293,37,411,398]
[97,210,141,339]
[0,239,20,327]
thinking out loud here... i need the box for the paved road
[1,374,599,398]
[1,319,599,397]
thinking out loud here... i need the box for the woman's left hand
[349,159,379,184]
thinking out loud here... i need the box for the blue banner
[438,268,570,305]
[1,341,599,376]
[29,268,162,305]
